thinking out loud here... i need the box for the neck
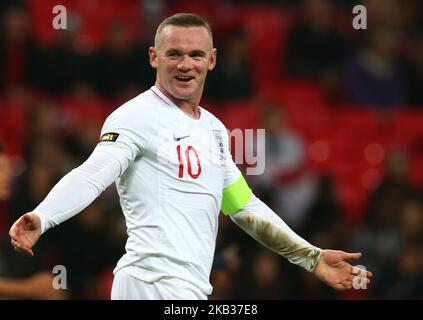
[176,100,201,119]
[155,83,202,119]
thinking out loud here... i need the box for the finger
[24,248,34,256]
[11,238,34,257]
[334,282,350,291]
[15,245,34,256]
[9,228,17,239]
[11,235,25,248]
[9,217,26,238]
[353,277,371,286]
[11,238,21,250]
[351,266,372,279]
[333,283,344,291]
[351,266,364,275]
[9,222,20,238]
[341,280,352,290]
[343,252,362,260]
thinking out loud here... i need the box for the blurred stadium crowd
[0,0,423,299]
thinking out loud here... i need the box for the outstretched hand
[314,250,372,291]
[9,212,41,256]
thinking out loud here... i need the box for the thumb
[23,212,35,223]
[342,252,362,260]
[21,213,40,231]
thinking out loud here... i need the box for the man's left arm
[222,177,371,290]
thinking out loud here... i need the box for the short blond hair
[154,13,213,48]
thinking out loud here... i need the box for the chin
[172,89,196,100]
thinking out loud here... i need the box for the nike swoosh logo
[173,134,190,142]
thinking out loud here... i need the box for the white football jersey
[101,86,241,295]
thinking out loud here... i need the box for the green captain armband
[221,175,252,215]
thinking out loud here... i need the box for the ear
[149,47,158,69]
[208,48,217,71]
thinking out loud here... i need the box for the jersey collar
[150,86,173,106]
[150,86,203,121]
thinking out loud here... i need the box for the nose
[177,55,192,71]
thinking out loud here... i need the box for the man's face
[149,25,216,103]
[0,154,11,201]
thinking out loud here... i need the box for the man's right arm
[34,143,129,233]
[9,130,140,255]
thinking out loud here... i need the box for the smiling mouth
[175,76,194,82]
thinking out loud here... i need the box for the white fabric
[34,86,241,296]
[111,268,206,300]
[230,194,322,272]
[35,147,125,233]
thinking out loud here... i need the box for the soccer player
[9,13,371,299]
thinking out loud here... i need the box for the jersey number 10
[176,145,202,179]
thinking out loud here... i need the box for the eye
[167,51,180,59]
[190,51,205,60]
